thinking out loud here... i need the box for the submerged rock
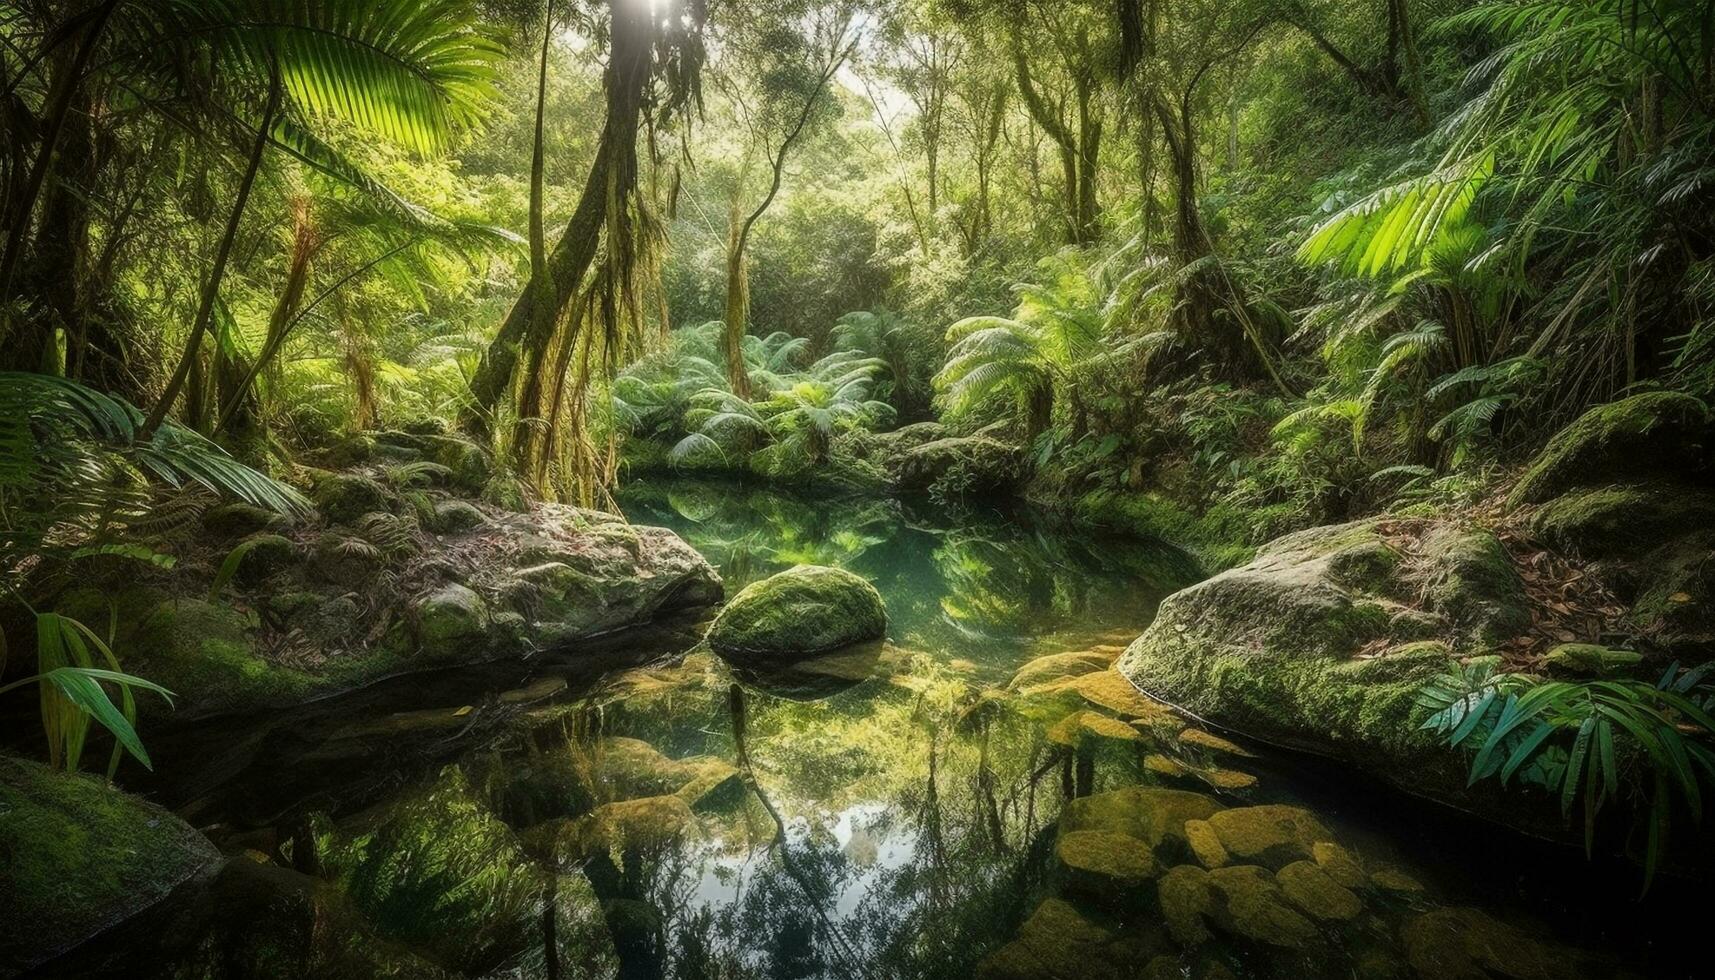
[0,756,222,973]
[707,565,886,661]
[1206,864,1320,949]
[1276,860,1362,921]
[1158,864,1217,947]
[1206,805,1332,868]
[1007,650,1113,693]
[1311,841,1367,889]
[1400,906,1562,979]
[1059,786,1225,858]
[1046,710,1141,748]
[975,898,1158,980]
[1055,830,1161,900]
[1184,819,1229,869]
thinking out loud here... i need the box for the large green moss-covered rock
[1626,528,1715,662]
[1205,864,1321,949]
[308,471,392,524]
[707,565,886,661]
[1530,482,1715,561]
[0,755,222,972]
[888,434,1025,495]
[1415,527,1530,646]
[1055,830,1161,901]
[487,506,723,640]
[1117,521,1465,788]
[1507,392,1712,508]
[411,583,489,657]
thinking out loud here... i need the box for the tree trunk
[722,231,752,400]
[467,0,652,429]
[143,66,282,437]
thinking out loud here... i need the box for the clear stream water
[67,480,1702,978]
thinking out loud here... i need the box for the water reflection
[78,480,1655,978]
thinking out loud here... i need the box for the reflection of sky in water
[684,803,913,928]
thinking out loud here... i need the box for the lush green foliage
[1420,660,1715,886]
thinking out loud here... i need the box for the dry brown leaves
[1494,527,1630,665]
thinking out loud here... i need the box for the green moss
[0,755,220,970]
[129,597,315,717]
[1508,392,1712,508]
[707,564,886,660]
[411,583,489,656]
[1531,483,1715,560]
[234,532,298,585]
[310,471,391,524]
[1542,643,1644,677]
[1417,527,1529,646]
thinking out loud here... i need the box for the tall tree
[715,4,857,400]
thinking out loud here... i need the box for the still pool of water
[70,479,1700,978]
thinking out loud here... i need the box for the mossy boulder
[420,434,492,494]
[1118,521,1465,792]
[1046,710,1142,748]
[1542,643,1644,678]
[201,501,290,538]
[1275,860,1362,922]
[975,898,1159,980]
[888,434,1025,495]
[1399,907,1564,979]
[1626,529,1715,660]
[1507,392,1712,509]
[429,499,487,534]
[309,472,391,524]
[1206,805,1332,869]
[1311,842,1367,889]
[412,584,490,657]
[487,507,723,639]
[1184,819,1228,868]
[1008,650,1113,694]
[1055,830,1161,901]
[1158,865,1218,947]
[1205,864,1321,949]
[0,755,222,972]
[310,530,385,587]
[1059,787,1225,860]
[1414,527,1530,646]
[707,565,886,662]
[232,532,298,586]
[1530,482,1715,560]
[128,595,313,718]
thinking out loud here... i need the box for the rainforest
[2,1,1714,977]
